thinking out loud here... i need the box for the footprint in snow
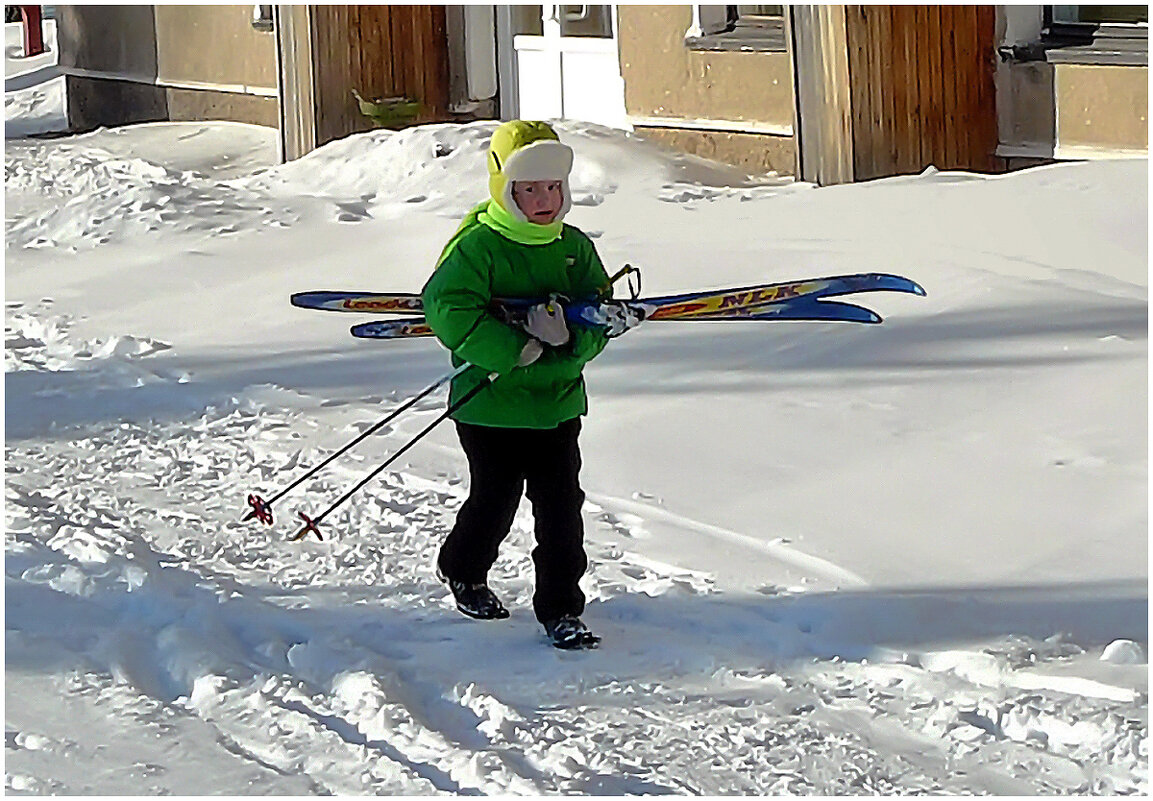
[335,200,373,222]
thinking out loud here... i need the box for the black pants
[437,418,587,624]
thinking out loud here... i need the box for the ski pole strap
[604,264,641,300]
[289,369,498,542]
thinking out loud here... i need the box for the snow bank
[5,127,291,250]
[256,119,793,211]
[5,119,795,253]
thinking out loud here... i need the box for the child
[421,120,611,649]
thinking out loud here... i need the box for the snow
[4,20,65,138]
[4,29,1148,794]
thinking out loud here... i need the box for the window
[735,5,784,23]
[1001,5,1148,64]
[251,5,272,32]
[511,5,613,38]
[686,4,786,52]
[1041,4,1148,65]
[1049,5,1148,25]
[556,5,614,38]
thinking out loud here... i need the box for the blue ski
[347,297,894,339]
[291,272,925,324]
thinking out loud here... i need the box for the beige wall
[66,78,279,131]
[997,61,1148,159]
[154,5,276,92]
[56,6,159,81]
[995,6,1147,159]
[636,126,796,175]
[996,61,1057,157]
[56,5,277,131]
[617,5,794,130]
[167,88,278,127]
[58,6,275,91]
[1055,64,1148,155]
[66,75,167,131]
[617,5,796,175]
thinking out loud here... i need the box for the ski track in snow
[5,312,1147,794]
[586,489,869,590]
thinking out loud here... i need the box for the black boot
[438,570,510,620]
[542,615,600,650]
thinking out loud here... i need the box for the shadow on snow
[5,298,1147,442]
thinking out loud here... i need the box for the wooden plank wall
[845,5,1001,180]
[311,5,450,147]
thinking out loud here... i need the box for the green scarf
[435,200,563,268]
[480,199,564,245]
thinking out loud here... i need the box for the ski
[347,296,890,339]
[291,291,425,315]
[618,273,922,321]
[290,272,925,323]
[348,299,871,338]
[693,297,883,324]
[351,319,437,339]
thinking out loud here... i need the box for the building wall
[637,127,796,175]
[616,5,796,175]
[166,88,278,127]
[56,5,159,81]
[997,60,1148,159]
[996,61,1057,157]
[1055,64,1148,156]
[995,6,1148,160]
[56,5,277,131]
[64,75,168,131]
[154,5,276,93]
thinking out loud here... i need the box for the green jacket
[422,208,611,428]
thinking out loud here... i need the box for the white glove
[516,338,544,367]
[524,299,571,346]
[590,301,646,337]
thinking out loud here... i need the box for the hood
[487,120,574,224]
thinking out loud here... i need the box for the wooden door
[845,6,1002,180]
[311,5,450,147]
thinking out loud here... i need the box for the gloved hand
[524,299,571,346]
[590,301,645,338]
[516,337,544,367]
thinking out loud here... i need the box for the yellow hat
[488,120,574,223]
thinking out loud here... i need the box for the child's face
[511,180,564,224]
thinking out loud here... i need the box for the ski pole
[290,369,499,542]
[244,362,471,526]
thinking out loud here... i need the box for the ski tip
[870,274,927,297]
[290,291,333,308]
